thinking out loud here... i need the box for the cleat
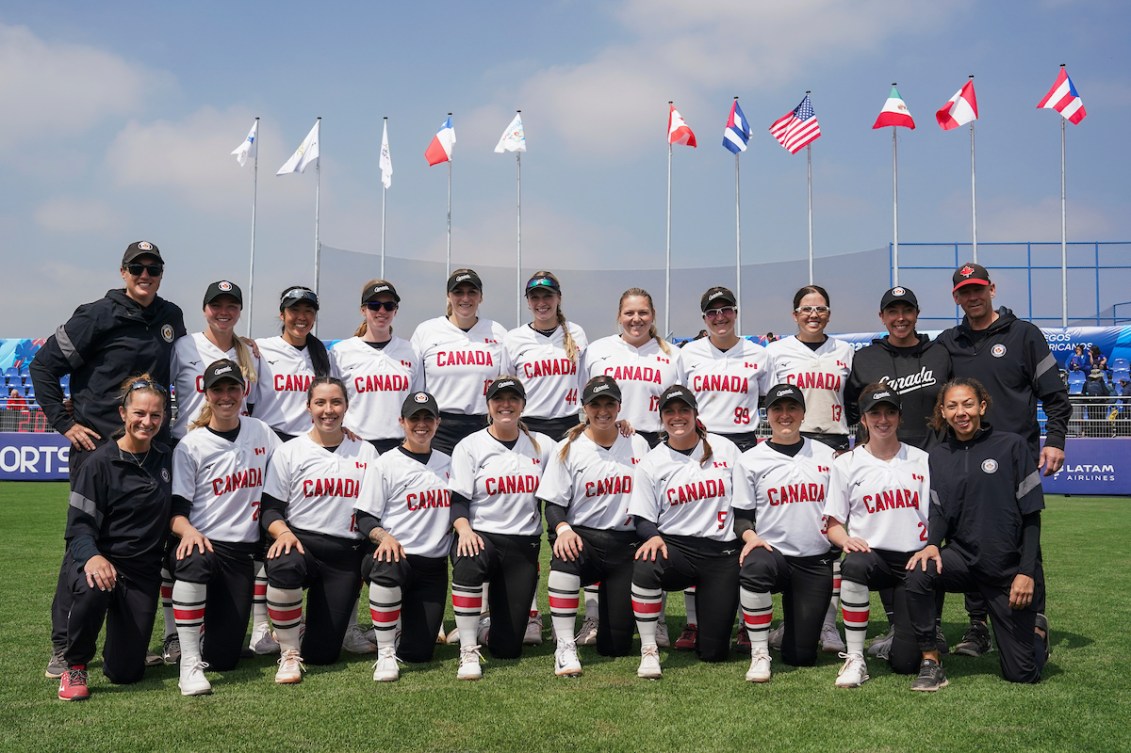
[275,649,305,684]
[637,644,662,679]
[1035,613,1051,662]
[654,621,670,649]
[45,649,67,679]
[342,623,378,654]
[372,646,402,682]
[524,613,543,646]
[250,622,280,655]
[554,639,582,677]
[867,627,894,660]
[444,627,461,645]
[834,652,869,688]
[745,648,772,683]
[953,620,991,657]
[735,625,751,649]
[162,634,181,665]
[145,649,163,667]
[768,623,785,651]
[674,623,698,651]
[436,624,447,644]
[476,616,492,647]
[457,645,484,681]
[178,659,212,696]
[910,658,948,692]
[935,625,950,655]
[575,615,599,646]
[58,666,90,701]
[820,622,846,654]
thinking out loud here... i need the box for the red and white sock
[251,560,269,627]
[740,588,773,652]
[452,583,484,649]
[368,583,401,651]
[267,586,303,652]
[172,580,206,663]
[547,571,581,643]
[823,559,842,630]
[632,586,663,647]
[840,580,870,655]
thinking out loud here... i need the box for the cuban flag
[425,115,456,166]
[1037,67,1087,125]
[723,99,752,154]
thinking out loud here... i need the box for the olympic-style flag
[379,120,393,189]
[494,112,526,153]
[276,119,320,175]
[231,120,258,166]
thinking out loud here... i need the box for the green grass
[1,484,1128,753]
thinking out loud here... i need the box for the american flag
[769,94,821,154]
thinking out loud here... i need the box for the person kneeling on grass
[904,378,1049,692]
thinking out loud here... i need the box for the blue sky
[3,0,1129,339]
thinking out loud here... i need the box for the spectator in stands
[1083,367,1110,425]
[7,387,27,412]
[1088,345,1108,373]
[1067,344,1088,372]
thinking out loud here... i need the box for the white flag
[277,119,320,176]
[231,119,258,167]
[494,112,526,153]
[379,120,393,189]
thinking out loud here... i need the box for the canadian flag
[936,80,978,130]
[667,103,697,147]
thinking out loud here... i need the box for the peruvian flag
[936,80,978,130]
[424,115,456,166]
[873,86,916,129]
[668,103,697,147]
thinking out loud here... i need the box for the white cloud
[33,196,124,236]
[982,197,1115,241]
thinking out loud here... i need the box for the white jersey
[356,447,453,559]
[627,434,749,542]
[681,337,774,435]
[579,336,685,433]
[172,417,281,542]
[254,336,340,436]
[410,316,508,415]
[738,438,836,557]
[502,322,588,419]
[332,336,424,440]
[449,428,552,536]
[263,434,378,539]
[170,332,256,440]
[539,432,650,531]
[823,444,930,552]
[766,335,854,435]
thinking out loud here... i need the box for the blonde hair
[487,374,540,454]
[355,278,397,338]
[618,287,670,355]
[557,418,589,462]
[446,268,481,319]
[530,271,580,363]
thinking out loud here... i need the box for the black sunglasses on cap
[125,262,164,277]
[365,301,398,312]
[122,379,167,405]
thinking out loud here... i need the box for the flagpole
[246,116,259,337]
[665,101,673,340]
[446,112,453,278]
[314,117,322,336]
[1060,111,1068,327]
[968,76,977,263]
[735,149,742,337]
[516,145,522,329]
[381,116,388,279]
[892,124,899,286]
[806,146,814,285]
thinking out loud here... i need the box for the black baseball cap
[582,375,622,405]
[280,286,319,310]
[858,387,901,414]
[658,384,697,412]
[362,281,401,303]
[525,273,561,296]
[122,240,162,265]
[765,383,806,411]
[447,269,483,292]
[401,391,439,418]
[952,262,992,292]
[203,359,244,390]
[203,280,243,307]
[700,286,737,312]
[879,286,918,310]
[486,376,525,401]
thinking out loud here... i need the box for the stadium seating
[1067,370,1086,395]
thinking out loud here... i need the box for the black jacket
[936,307,1071,458]
[845,333,952,450]
[29,289,185,443]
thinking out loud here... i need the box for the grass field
[1,483,1127,753]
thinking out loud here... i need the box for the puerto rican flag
[1037,67,1087,125]
[668,103,697,147]
[723,99,752,154]
[936,80,978,130]
[425,115,456,166]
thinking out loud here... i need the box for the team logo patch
[981,459,999,474]
[593,384,610,393]
[372,285,389,295]
[413,392,429,403]
[161,324,175,343]
[892,286,906,296]
[990,344,1007,358]
[161,468,171,482]
[218,281,233,292]
[959,265,975,278]
[138,241,154,251]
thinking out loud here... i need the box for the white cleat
[820,622,846,654]
[275,649,305,684]
[554,640,582,677]
[457,645,484,681]
[342,623,378,654]
[524,613,544,646]
[372,646,402,682]
[178,659,212,696]
[249,622,280,655]
[637,644,662,679]
[444,627,461,645]
[654,621,670,649]
[575,615,599,646]
[745,648,772,683]
[835,652,869,688]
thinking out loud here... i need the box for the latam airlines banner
[1041,438,1131,495]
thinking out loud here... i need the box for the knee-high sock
[824,559,842,628]
[583,584,600,618]
[684,587,698,625]
[368,583,401,651]
[172,580,207,663]
[161,567,177,639]
[840,580,870,655]
[547,571,581,643]
[632,586,663,647]
[252,560,269,626]
[267,586,303,653]
[452,582,485,649]
[740,588,773,653]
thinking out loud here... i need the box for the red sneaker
[673,623,698,651]
[735,625,751,649]
[58,666,90,701]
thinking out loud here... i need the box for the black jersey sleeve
[170,494,193,521]
[732,507,756,538]
[450,492,471,526]
[29,303,103,434]
[260,492,288,531]
[543,502,568,532]
[355,510,381,538]
[634,515,661,541]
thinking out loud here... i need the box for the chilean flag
[936,80,978,130]
[668,103,697,147]
[425,115,456,166]
[1037,67,1087,125]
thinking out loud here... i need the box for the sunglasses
[366,301,398,312]
[122,378,168,405]
[125,262,164,277]
[795,305,830,315]
[704,306,737,318]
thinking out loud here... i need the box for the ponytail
[231,337,258,386]
[557,419,588,462]
[190,404,213,431]
[556,310,580,363]
[307,335,332,378]
[354,321,367,337]
[518,420,540,455]
[696,420,713,467]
